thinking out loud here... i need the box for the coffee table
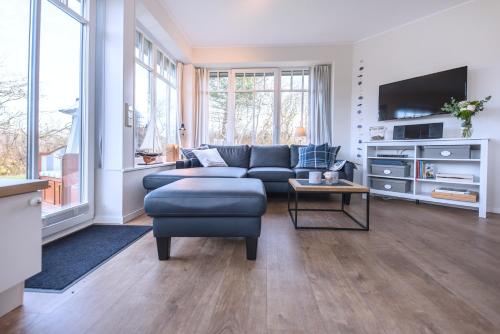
[287,179,370,231]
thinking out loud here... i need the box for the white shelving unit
[363,138,488,218]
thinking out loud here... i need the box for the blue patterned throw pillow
[180,145,208,167]
[296,143,329,169]
[327,145,341,168]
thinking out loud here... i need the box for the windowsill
[124,162,176,173]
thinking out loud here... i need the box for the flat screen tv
[378,66,467,121]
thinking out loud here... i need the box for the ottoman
[144,178,267,260]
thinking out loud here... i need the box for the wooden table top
[0,179,49,198]
[288,179,370,193]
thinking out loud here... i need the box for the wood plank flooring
[1,195,500,334]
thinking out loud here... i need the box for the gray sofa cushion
[290,144,306,168]
[143,167,247,190]
[144,178,267,217]
[250,145,290,168]
[207,145,251,168]
[247,167,295,182]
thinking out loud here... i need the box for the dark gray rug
[25,225,152,292]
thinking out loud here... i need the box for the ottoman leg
[245,237,258,260]
[156,237,171,260]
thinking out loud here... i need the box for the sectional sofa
[143,144,355,203]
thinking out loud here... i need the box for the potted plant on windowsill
[441,96,491,138]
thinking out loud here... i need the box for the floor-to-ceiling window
[0,0,93,233]
[280,69,309,144]
[38,0,86,215]
[134,30,178,164]
[207,68,309,145]
[0,1,31,179]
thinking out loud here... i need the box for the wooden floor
[1,195,500,334]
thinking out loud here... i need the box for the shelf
[416,178,480,186]
[369,189,480,208]
[415,194,480,208]
[416,158,480,162]
[370,189,415,200]
[367,156,414,160]
[367,174,414,181]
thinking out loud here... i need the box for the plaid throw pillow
[296,143,329,169]
[327,146,341,168]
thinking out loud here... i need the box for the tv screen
[378,66,467,121]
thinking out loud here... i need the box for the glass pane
[254,92,273,144]
[281,71,291,90]
[304,71,310,90]
[156,51,162,74]
[169,62,176,84]
[235,73,244,91]
[280,92,302,144]
[156,78,168,150]
[209,72,218,91]
[68,0,83,16]
[243,73,254,90]
[208,92,228,145]
[163,57,169,78]
[39,0,83,216]
[134,63,151,152]
[143,38,152,66]
[292,72,303,90]
[168,86,178,145]
[219,72,228,90]
[0,0,30,179]
[255,73,264,91]
[235,92,253,144]
[264,73,274,90]
[135,31,142,59]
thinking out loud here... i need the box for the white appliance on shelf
[363,138,488,218]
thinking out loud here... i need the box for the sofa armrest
[336,160,356,182]
[175,159,191,169]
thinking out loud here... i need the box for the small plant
[441,96,491,138]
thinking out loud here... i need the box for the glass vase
[461,119,473,138]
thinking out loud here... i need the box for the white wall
[351,0,500,213]
[94,0,189,224]
[191,45,353,158]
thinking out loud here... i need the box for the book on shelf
[416,160,436,180]
[435,173,474,183]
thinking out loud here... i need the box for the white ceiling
[160,0,471,47]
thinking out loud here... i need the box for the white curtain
[176,62,184,146]
[308,64,332,145]
[193,67,209,147]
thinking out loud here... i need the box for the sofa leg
[245,237,258,260]
[156,237,171,260]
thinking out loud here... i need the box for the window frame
[25,0,96,237]
[207,68,310,145]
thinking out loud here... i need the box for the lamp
[294,126,306,137]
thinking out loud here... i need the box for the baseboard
[123,207,145,223]
[93,208,145,225]
[488,207,500,214]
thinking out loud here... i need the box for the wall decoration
[354,59,365,164]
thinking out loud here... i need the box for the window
[134,31,178,164]
[1,0,92,230]
[280,69,309,144]
[208,71,229,145]
[0,1,30,178]
[207,68,309,145]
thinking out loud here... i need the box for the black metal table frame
[287,183,370,231]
